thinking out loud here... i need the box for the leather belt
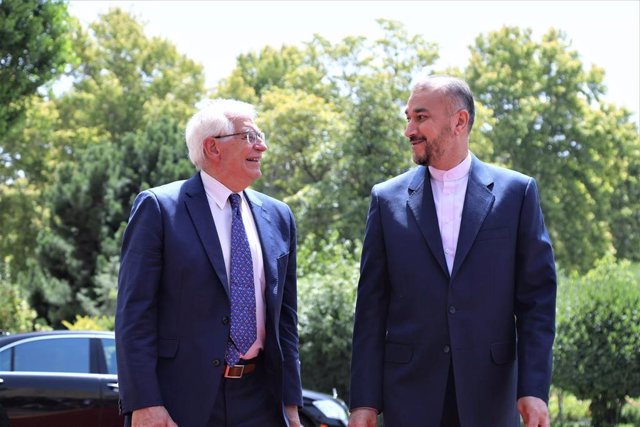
[223,362,257,379]
[222,352,262,379]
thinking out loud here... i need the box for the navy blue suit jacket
[115,173,302,426]
[350,155,556,426]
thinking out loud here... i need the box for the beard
[411,125,453,166]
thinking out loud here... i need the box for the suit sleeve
[115,191,165,414]
[514,178,557,402]
[349,187,390,412]
[280,206,303,406]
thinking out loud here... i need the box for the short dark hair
[412,75,476,132]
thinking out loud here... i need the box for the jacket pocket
[490,340,516,365]
[158,338,178,358]
[384,341,413,364]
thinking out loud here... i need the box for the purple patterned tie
[225,193,257,366]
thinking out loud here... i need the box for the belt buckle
[224,364,244,379]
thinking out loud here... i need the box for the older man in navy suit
[116,99,302,426]
[349,76,557,427]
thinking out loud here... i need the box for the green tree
[220,19,441,247]
[553,258,640,426]
[33,140,121,323]
[297,232,359,400]
[0,265,37,332]
[0,178,44,275]
[257,88,347,239]
[56,8,204,140]
[605,106,640,262]
[220,45,304,100]
[0,95,104,286]
[465,27,639,272]
[33,102,196,325]
[19,9,206,324]
[0,0,76,279]
[0,0,75,135]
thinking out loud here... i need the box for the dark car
[0,330,348,427]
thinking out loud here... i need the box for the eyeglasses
[214,130,266,145]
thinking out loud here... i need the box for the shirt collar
[200,170,235,209]
[428,151,472,182]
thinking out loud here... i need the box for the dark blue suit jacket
[350,155,556,426]
[116,173,302,427]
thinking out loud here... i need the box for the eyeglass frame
[213,129,266,145]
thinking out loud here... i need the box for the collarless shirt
[428,151,472,274]
[200,170,266,360]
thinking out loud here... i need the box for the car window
[0,348,10,371]
[101,338,117,375]
[14,337,90,373]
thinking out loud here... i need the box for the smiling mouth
[410,137,426,145]
[247,157,261,163]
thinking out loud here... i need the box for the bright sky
[69,1,639,124]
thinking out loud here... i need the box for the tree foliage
[465,27,639,272]
[0,267,37,333]
[0,0,75,135]
[297,233,359,400]
[33,141,122,323]
[0,13,638,423]
[217,19,440,248]
[57,8,204,140]
[3,9,206,325]
[554,258,640,425]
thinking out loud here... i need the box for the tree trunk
[589,397,623,426]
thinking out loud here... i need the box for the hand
[348,408,377,427]
[132,405,178,427]
[285,404,301,427]
[518,396,550,427]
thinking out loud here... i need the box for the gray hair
[185,99,257,169]
[411,75,475,132]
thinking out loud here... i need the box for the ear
[204,136,221,160]
[452,110,470,135]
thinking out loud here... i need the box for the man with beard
[348,75,557,427]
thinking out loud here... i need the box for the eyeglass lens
[247,131,265,144]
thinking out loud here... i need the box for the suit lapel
[183,173,230,297]
[451,156,495,279]
[244,190,279,308]
[407,166,449,277]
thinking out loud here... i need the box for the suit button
[443,345,450,353]
[449,305,456,314]
[212,359,221,367]
[222,316,230,325]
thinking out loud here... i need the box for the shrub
[62,314,114,331]
[553,257,640,426]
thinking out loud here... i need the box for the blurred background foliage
[0,3,638,425]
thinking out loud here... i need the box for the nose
[405,120,416,139]
[254,139,267,151]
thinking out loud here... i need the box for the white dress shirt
[200,171,266,360]
[428,152,472,274]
